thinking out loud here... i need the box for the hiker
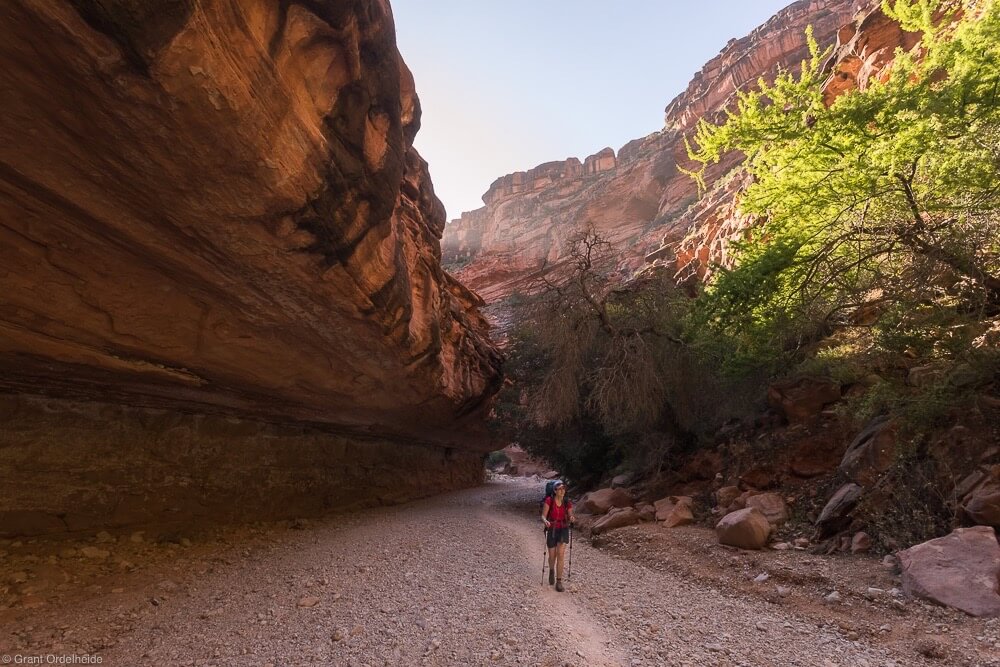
[541,479,575,592]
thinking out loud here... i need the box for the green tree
[686,0,1000,364]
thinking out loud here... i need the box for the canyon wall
[442,0,859,302]
[0,0,501,535]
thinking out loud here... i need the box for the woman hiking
[541,480,575,592]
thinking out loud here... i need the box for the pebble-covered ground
[1,477,998,666]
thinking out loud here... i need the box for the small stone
[298,596,321,608]
[130,532,145,544]
[180,538,192,547]
[95,531,114,543]
[753,573,769,583]
[793,537,810,548]
[776,586,791,598]
[771,542,791,551]
[824,591,842,604]
[332,629,345,642]
[865,587,884,599]
[157,580,179,592]
[350,625,363,637]
[111,588,125,594]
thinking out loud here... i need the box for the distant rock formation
[442,0,858,303]
[0,0,501,535]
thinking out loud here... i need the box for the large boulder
[816,483,863,538]
[654,496,695,528]
[745,493,789,526]
[716,507,771,550]
[839,416,898,486]
[898,526,1000,617]
[592,507,641,535]
[580,488,634,515]
[767,377,841,423]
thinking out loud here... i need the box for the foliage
[685,0,1000,369]
[484,450,511,469]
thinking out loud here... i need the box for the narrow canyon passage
[2,478,969,667]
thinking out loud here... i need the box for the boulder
[745,493,789,526]
[898,526,1000,617]
[716,508,771,550]
[840,416,898,486]
[816,483,863,537]
[592,507,641,535]
[580,488,633,515]
[636,503,656,522]
[715,486,741,512]
[610,472,634,488]
[767,377,841,423]
[654,496,695,528]
[963,486,1000,528]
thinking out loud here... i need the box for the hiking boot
[548,569,555,585]
[555,579,564,592]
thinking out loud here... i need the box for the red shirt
[544,496,572,529]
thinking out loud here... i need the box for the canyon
[0,0,501,536]
[442,0,861,302]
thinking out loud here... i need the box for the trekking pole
[541,526,547,585]
[567,523,573,581]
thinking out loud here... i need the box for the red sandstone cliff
[0,1,501,535]
[442,0,858,302]
[0,0,501,444]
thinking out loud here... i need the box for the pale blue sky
[391,1,795,219]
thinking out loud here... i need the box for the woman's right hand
[542,519,551,528]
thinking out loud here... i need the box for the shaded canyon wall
[0,0,501,536]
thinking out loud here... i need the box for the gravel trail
[4,477,996,666]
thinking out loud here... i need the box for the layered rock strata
[442,0,858,302]
[0,0,501,535]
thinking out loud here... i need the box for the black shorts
[546,526,570,548]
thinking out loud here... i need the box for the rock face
[0,1,501,535]
[441,0,857,303]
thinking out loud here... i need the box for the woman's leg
[555,541,566,580]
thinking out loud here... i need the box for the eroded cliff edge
[442,0,858,302]
[0,0,502,535]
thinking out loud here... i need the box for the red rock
[0,0,501,535]
[745,493,789,527]
[716,508,772,550]
[816,483,863,537]
[898,526,1000,617]
[739,466,781,490]
[592,507,641,535]
[840,417,898,486]
[716,486,741,512]
[441,1,856,303]
[636,503,657,521]
[580,488,633,515]
[963,486,1000,528]
[851,531,872,553]
[767,378,842,423]
[654,496,695,527]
